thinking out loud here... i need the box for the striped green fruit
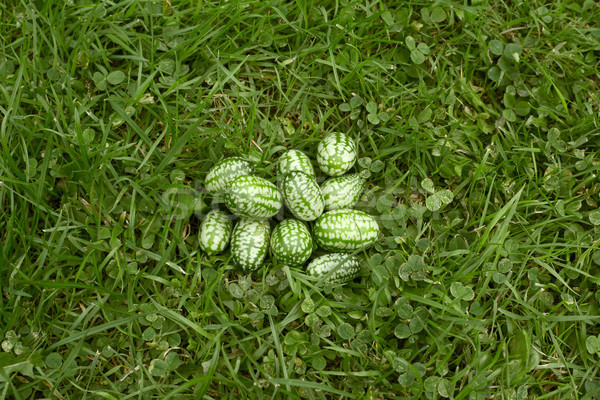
[321,173,365,210]
[313,209,379,251]
[225,175,282,219]
[316,133,357,176]
[306,253,360,284]
[198,210,233,255]
[277,149,315,177]
[280,171,324,221]
[270,219,313,266]
[230,218,270,271]
[204,157,253,194]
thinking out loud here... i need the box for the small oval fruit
[313,209,379,251]
[225,175,282,219]
[198,210,233,255]
[277,149,315,177]
[230,218,270,271]
[306,253,360,284]
[280,171,324,221]
[270,219,313,266]
[321,173,365,210]
[204,157,254,194]
[316,133,357,176]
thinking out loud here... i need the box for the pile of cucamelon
[198,132,379,284]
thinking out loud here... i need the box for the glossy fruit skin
[316,133,357,177]
[198,210,233,255]
[225,175,283,219]
[230,218,270,271]
[277,149,315,177]
[270,219,313,266]
[313,209,379,251]
[306,253,360,284]
[205,157,254,194]
[280,171,324,221]
[321,173,365,210]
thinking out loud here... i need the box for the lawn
[1,0,600,398]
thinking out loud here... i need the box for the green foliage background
[1,0,600,398]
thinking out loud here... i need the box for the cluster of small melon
[198,132,379,284]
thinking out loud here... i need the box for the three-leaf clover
[547,128,567,153]
[406,36,430,65]
[365,102,389,125]
[398,255,426,281]
[339,96,364,120]
[340,97,390,125]
[93,69,126,90]
[450,282,474,301]
[487,39,522,82]
[422,178,454,212]
[358,157,385,179]
[503,86,531,121]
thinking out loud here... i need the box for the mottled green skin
[277,150,315,177]
[198,210,233,255]
[230,218,270,271]
[204,157,253,194]
[225,175,283,219]
[306,253,360,284]
[280,171,324,221]
[316,133,357,176]
[313,209,379,251]
[270,219,313,266]
[321,173,365,210]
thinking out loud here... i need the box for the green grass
[1,0,600,398]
